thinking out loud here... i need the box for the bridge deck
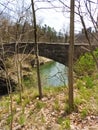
[0,42,97,65]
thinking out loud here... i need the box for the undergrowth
[0,77,98,129]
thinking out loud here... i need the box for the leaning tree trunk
[31,0,42,99]
[80,15,98,70]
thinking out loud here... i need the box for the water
[40,61,68,87]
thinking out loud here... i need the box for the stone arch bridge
[0,42,97,66]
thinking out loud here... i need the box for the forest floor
[0,79,98,130]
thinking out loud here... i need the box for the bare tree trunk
[1,41,13,130]
[68,0,75,111]
[15,43,22,103]
[31,0,42,99]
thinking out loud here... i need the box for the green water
[40,61,68,87]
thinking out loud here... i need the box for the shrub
[74,53,95,76]
[83,76,94,88]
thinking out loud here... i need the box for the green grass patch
[36,101,46,110]
[80,108,88,119]
[18,114,26,125]
[57,117,70,129]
